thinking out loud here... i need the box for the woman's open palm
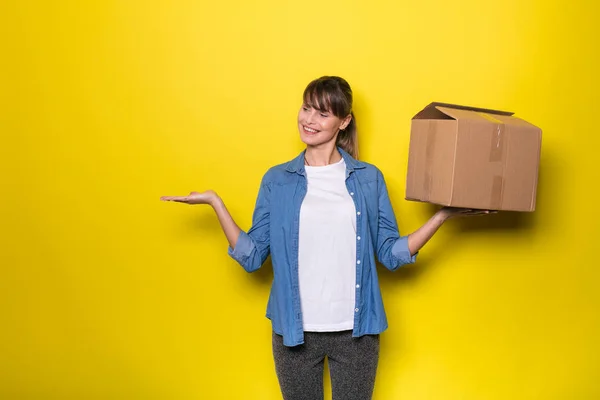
[160,190,217,205]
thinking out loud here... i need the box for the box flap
[435,107,537,128]
[413,102,514,120]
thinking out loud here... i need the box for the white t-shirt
[298,158,357,332]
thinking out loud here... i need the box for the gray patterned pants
[272,330,380,400]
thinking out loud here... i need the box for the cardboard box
[405,102,542,212]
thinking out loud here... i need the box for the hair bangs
[303,83,331,113]
[303,79,347,117]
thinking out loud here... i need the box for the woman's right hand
[161,190,241,249]
[160,190,219,206]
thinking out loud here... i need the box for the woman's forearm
[211,196,242,249]
[407,211,448,255]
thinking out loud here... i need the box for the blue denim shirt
[228,148,417,347]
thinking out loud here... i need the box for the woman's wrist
[209,192,223,209]
[434,209,450,224]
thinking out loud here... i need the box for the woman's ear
[340,114,352,130]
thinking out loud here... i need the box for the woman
[161,76,490,400]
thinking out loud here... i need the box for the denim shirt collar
[285,147,365,174]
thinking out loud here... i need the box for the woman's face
[297,102,351,148]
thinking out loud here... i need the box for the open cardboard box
[405,102,542,212]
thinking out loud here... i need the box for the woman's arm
[407,208,494,255]
[407,210,447,256]
[374,168,493,270]
[161,181,272,273]
[211,195,242,249]
[161,190,242,248]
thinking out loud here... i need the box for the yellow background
[2,0,599,399]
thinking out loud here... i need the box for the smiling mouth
[303,125,319,133]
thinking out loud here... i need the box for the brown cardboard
[405,102,542,211]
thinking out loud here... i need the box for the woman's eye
[320,113,328,118]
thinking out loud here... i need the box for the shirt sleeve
[227,175,272,272]
[375,169,417,270]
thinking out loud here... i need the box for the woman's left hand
[438,207,497,221]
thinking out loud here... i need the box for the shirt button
[357,236,361,241]
[356,284,360,288]
[357,260,361,265]
[355,308,359,312]
[357,211,361,216]
[350,192,354,196]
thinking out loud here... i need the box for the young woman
[161,76,490,400]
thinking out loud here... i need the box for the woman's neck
[304,146,341,166]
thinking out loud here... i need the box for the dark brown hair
[303,76,358,159]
